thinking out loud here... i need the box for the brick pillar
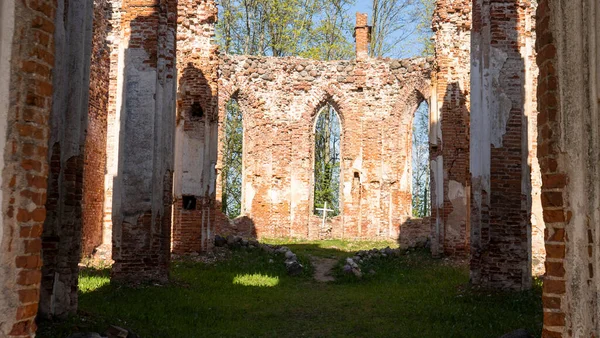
[469,0,536,290]
[354,13,371,61]
[430,0,471,256]
[0,0,56,336]
[536,0,599,335]
[39,0,95,318]
[111,0,177,283]
[172,0,219,254]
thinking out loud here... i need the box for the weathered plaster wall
[40,0,95,319]
[536,0,600,335]
[110,0,177,282]
[0,0,55,335]
[470,0,539,290]
[213,54,431,241]
[430,0,471,256]
[172,0,219,254]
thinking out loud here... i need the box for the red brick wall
[536,2,565,334]
[430,0,471,256]
[82,0,110,257]
[469,0,538,290]
[0,1,55,336]
[213,55,430,242]
[110,0,177,282]
[172,0,219,254]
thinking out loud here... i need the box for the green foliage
[222,98,244,219]
[412,101,430,217]
[39,241,542,338]
[314,104,341,217]
[415,0,435,56]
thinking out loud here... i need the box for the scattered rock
[285,250,297,260]
[285,260,304,276]
[214,235,226,247]
[106,325,128,338]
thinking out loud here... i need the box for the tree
[369,0,418,57]
[412,101,430,217]
[302,0,356,61]
[314,104,341,216]
[222,98,244,219]
[217,0,355,60]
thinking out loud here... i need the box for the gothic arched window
[313,103,341,217]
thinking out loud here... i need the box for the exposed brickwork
[398,217,431,249]
[469,0,539,290]
[39,0,100,319]
[172,0,219,254]
[213,54,431,241]
[0,0,55,336]
[430,0,471,257]
[110,0,177,282]
[354,13,371,61]
[536,0,599,335]
[82,0,111,257]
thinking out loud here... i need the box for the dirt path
[310,256,338,282]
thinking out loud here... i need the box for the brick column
[536,0,599,335]
[469,0,536,290]
[172,0,219,254]
[354,13,371,61]
[111,0,177,282]
[39,0,95,318]
[0,0,56,336]
[430,0,471,256]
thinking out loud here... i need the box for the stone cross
[316,202,334,229]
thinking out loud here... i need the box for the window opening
[314,103,341,217]
[222,98,243,218]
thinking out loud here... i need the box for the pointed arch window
[313,103,341,217]
[222,97,243,219]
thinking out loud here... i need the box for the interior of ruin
[0,0,597,336]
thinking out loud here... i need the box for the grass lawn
[38,240,542,338]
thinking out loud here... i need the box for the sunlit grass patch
[233,273,279,287]
[79,267,110,293]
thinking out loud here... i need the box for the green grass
[37,241,542,338]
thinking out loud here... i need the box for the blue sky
[347,1,428,58]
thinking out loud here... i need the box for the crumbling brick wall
[213,55,431,241]
[82,0,111,257]
[434,0,545,276]
[0,1,55,336]
[109,0,178,283]
[172,0,219,254]
[430,0,472,257]
[469,0,540,290]
[536,0,599,335]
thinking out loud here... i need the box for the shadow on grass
[37,244,542,338]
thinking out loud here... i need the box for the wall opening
[412,100,430,218]
[222,97,243,219]
[313,103,341,217]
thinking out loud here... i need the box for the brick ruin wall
[430,0,472,257]
[214,55,431,241]
[536,0,600,335]
[172,0,220,254]
[171,11,434,252]
[433,0,545,277]
[82,0,111,258]
[108,0,177,283]
[0,0,55,336]
[468,0,545,289]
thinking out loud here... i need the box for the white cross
[315,202,334,229]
